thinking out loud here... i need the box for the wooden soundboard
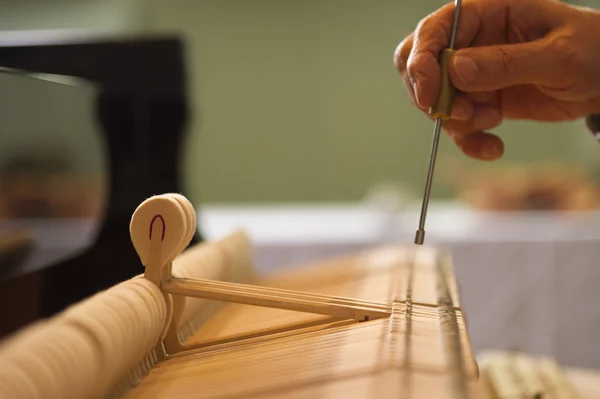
[0,193,597,399]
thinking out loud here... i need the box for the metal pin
[415,0,462,245]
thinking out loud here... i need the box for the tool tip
[414,229,425,245]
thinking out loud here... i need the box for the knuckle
[407,53,434,85]
[550,35,576,61]
[407,65,429,89]
[393,38,411,72]
[406,61,418,85]
[416,14,449,44]
[550,34,584,77]
[415,6,452,44]
[490,47,513,76]
[415,15,431,34]
[393,44,403,70]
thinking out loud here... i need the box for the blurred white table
[198,201,600,369]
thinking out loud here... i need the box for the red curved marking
[149,214,166,241]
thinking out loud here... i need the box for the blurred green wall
[1,0,597,204]
[146,0,597,204]
[0,0,147,31]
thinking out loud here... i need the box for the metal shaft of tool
[448,0,462,48]
[415,0,462,245]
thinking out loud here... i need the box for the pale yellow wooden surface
[566,368,600,399]
[124,245,477,399]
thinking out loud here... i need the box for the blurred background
[0,0,599,370]
[0,0,598,207]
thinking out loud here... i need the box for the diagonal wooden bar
[163,277,392,322]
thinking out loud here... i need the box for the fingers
[452,132,505,161]
[450,93,474,121]
[405,2,481,109]
[393,3,507,162]
[444,103,502,131]
[395,32,476,120]
[393,33,413,75]
[394,33,418,105]
[445,104,504,161]
[448,36,570,92]
[395,23,504,162]
[397,1,572,102]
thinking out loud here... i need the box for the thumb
[449,37,564,92]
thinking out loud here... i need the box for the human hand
[394,0,600,161]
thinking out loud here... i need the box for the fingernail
[448,131,466,145]
[473,108,502,129]
[454,55,478,84]
[481,143,502,160]
[452,104,468,120]
[412,79,423,107]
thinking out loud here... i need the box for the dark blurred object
[0,152,101,219]
[444,160,600,211]
[0,228,36,337]
[0,31,200,336]
[0,229,34,277]
[586,114,600,137]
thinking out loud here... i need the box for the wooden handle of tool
[429,48,456,120]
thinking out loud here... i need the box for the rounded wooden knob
[130,195,187,270]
